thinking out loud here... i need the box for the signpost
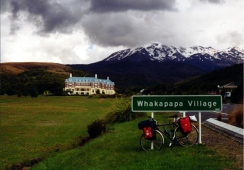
[132,95,222,144]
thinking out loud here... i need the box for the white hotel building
[64,74,115,95]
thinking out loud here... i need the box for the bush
[105,99,145,123]
[87,119,106,139]
[216,112,222,121]
[228,104,243,128]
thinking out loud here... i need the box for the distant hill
[176,63,243,88]
[0,62,90,96]
[0,62,71,75]
[144,63,243,103]
[68,60,206,92]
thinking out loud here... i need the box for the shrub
[105,99,145,123]
[30,90,38,98]
[216,112,222,121]
[228,104,243,128]
[87,119,106,139]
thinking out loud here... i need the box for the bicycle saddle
[169,114,178,118]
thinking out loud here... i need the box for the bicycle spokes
[140,130,164,151]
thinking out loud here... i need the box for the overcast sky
[1,0,243,64]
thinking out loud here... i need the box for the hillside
[0,62,71,75]
[68,60,206,92]
[0,62,91,96]
[144,63,243,103]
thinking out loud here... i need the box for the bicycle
[139,114,199,151]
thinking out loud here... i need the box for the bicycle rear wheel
[175,124,199,146]
[140,130,164,151]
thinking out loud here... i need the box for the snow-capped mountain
[69,44,243,90]
[103,43,243,71]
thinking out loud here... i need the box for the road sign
[131,95,222,112]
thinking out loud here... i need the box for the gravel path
[201,125,243,170]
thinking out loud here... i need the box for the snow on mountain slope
[104,44,244,64]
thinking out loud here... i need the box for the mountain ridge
[102,44,243,71]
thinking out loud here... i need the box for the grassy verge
[32,118,237,170]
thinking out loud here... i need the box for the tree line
[0,68,68,97]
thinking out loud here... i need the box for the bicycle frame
[157,122,188,141]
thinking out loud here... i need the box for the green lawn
[0,95,117,169]
[0,95,238,170]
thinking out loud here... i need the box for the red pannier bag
[143,127,153,139]
[179,116,192,134]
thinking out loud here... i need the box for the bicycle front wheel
[175,124,199,146]
[140,130,164,151]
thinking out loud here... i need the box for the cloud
[4,0,86,34]
[217,31,244,48]
[200,0,225,4]
[3,0,179,36]
[89,0,177,13]
[0,0,10,13]
[80,0,244,48]
[1,0,243,64]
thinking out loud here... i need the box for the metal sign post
[151,112,154,149]
[199,112,202,144]
[132,95,222,144]
[182,111,186,117]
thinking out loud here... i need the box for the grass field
[0,95,238,170]
[0,95,117,169]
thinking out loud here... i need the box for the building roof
[65,76,115,85]
[218,82,237,89]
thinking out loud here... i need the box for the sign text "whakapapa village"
[132,95,222,112]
